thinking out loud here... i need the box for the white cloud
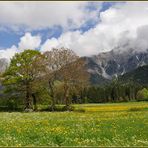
[41,2,148,56]
[0,33,41,60]
[41,38,59,51]
[0,2,102,31]
[18,32,41,50]
[41,30,100,56]
[2,2,148,59]
[0,45,18,61]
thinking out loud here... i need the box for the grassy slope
[0,102,148,146]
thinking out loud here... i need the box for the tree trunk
[65,96,69,107]
[111,88,115,102]
[32,93,37,111]
[49,81,55,111]
[63,84,70,110]
[25,83,32,110]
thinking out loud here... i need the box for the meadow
[0,102,148,147]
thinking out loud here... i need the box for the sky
[1,1,148,60]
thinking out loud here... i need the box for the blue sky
[0,1,148,59]
[0,2,116,49]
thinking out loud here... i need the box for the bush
[137,88,148,101]
[129,107,143,112]
[62,105,75,111]
[5,99,19,111]
[73,108,85,113]
[41,105,75,112]
[128,107,148,112]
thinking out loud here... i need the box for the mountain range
[0,48,148,85]
[84,48,148,85]
[119,65,148,85]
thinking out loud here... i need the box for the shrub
[129,107,143,111]
[73,108,85,113]
[128,107,148,112]
[62,105,75,111]
[41,105,75,112]
[137,88,148,101]
[5,98,19,111]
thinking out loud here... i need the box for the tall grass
[0,102,147,146]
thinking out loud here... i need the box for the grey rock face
[84,48,148,84]
[0,58,8,73]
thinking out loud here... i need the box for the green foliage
[73,108,85,113]
[3,50,41,85]
[0,48,147,110]
[83,80,144,103]
[5,99,18,111]
[2,49,47,109]
[0,97,22,111]
[62,105,74,111]
[137,88,148,101]
[128,107,148,112]
[33,85,51,105]
[42,105,75,112]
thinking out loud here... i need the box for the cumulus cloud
[0,2,102,32]
[0,33,41,60]
[1,2,148,59]
[41,2,148,56]
[126,25,148,52]
[41,31,101,56]
[18,32,41,50]
[0,45,18,61]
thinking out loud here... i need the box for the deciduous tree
[2,50,46,110]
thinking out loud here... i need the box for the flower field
[0,102,148,147]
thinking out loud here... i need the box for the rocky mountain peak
[85,48,148,84]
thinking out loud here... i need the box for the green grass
[0,102,148,146]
